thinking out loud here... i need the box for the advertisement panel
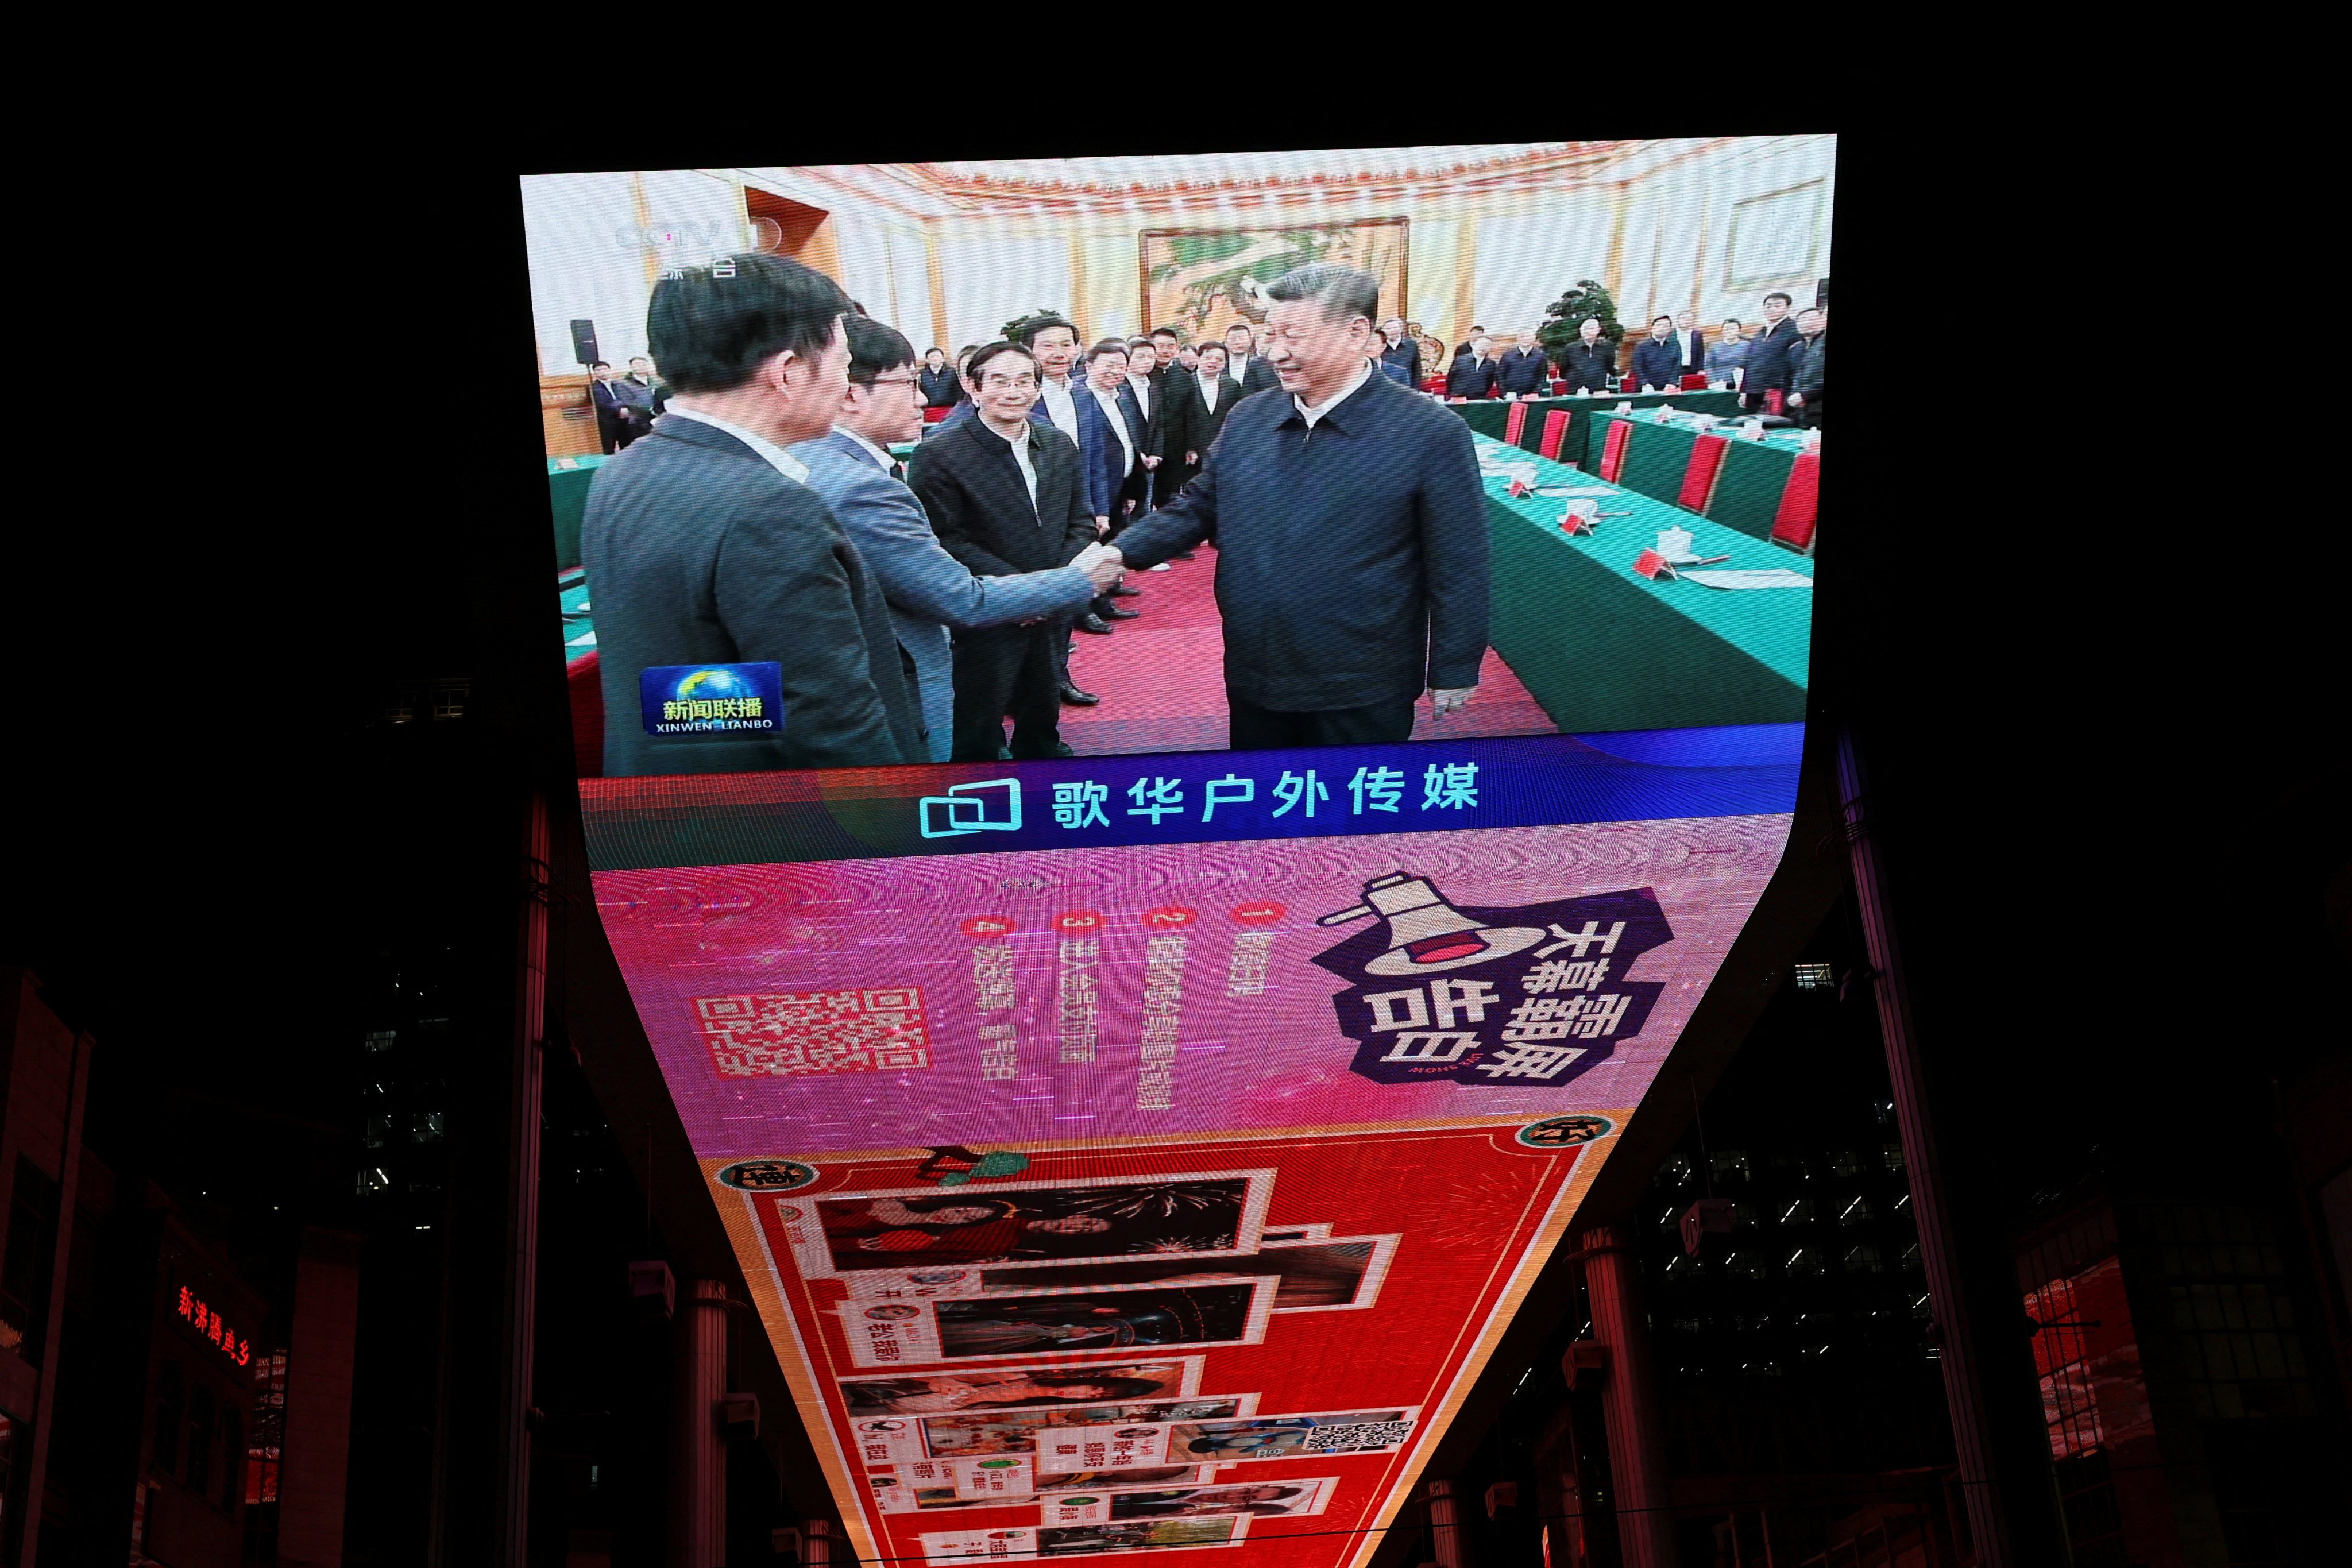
[523,136,1831,1563]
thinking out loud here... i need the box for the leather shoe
[1054,741,1076,758]
[1102,605,1139,620]
[1076,613,1114,634]
[1110,584,1141,597]
[1059,682,1099,705]
[1173,550,1197,560]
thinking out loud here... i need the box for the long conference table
[1452,389,1744,470]
[1589,408,1813,542]
[1470,437,1812,733]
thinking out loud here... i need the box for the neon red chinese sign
[176,1285,253,1366]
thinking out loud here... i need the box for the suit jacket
[1790,332,1825,401]
[1495,346,1552,395]
[1112,368,1489,711]
[1558,339,1614,392]
[1744,317,1804,393]
[1227,352,1281,397]
[918,365,965,408]
[906,416,1098,590]
[591,379,653,439]
[1674,328,1707,377]
[1446,354,1501,399]
[789,430,1096,713]
[1378,356,1417,387]
[1631,337,1683,391]
[1122,376,1166,461]
[1070,381,1134,519]
[1164,370,1243,464]
[580,414,922,776]
[1379,338,1422,385]
[621,373,667,414]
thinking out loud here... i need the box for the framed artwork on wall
[1140,219,1407,343]
[1724,181,1825,290]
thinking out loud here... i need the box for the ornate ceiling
[902,143,1643,211]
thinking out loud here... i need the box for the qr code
[694,990,929,1077]
[1301,1420,1413,1453]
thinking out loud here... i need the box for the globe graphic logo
[671,667,753,705]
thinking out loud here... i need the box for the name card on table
[1691,414,1720,432]
[1632,548,1677,580]
[1737,422,1768,442]
[554,457,580,469]
[1652,404,1675,422]
[1614,401,1634,414]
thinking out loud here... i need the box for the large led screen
[523,137,1831,1565]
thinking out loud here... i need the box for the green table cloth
[547,454,608,572]
[1591,411,1813,541]
[1468,437,1813,733]
[1451,391,1745,468]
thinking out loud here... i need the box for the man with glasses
[907,341,1109,760]
[794,318,1114,761]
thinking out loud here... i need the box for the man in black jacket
[918,347,964,408]
[1557,318,1614,393]
[1378,316,1422,387]
[581,253,922,776]
[1786,306,1825,428]
[1495,329,1552,396]
[1446,337,1501,399]
[1221,320,1281,397]
[906,341,1102,762]
[1742,292,1804,411]
[1106,264,1488,750]
[1160,343,1243,499]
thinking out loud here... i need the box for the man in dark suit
[1221,320,1281,397]
[1558,318,1614,393]
[1495,329,1552,397]
[1446,337,1501,399]
[589,360,654,452]
[1378,316,1422,388]
[1786,306,1826,428]
[918,347,964,409]
[625,356,670,416]
[1671,311,1706,381]
[1631,316,1683,392]
[1106,264,1489,750]
[906,342,1104,762]
[580,253,921,776]
[793,318,1112,760]
[1742,292,1804,411]
[1161,342,1243,497]
[1451,325,1486,359]
[1121,339,1170,517]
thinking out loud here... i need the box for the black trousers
[952,625,1063,761]
[1227,690,1418,751]
[1795,399,1823,429]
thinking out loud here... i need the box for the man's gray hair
[1264,264,1380,327]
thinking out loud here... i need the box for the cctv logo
[919,779,1023,840]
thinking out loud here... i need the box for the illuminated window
[356,1167,390,1196]
[1901,1242,1922,1272]
[363,1030,396,1052]
[1838,1196,1872,1226]
[1882,1144,1906,1172]
[1659,1154,1694,1187]
[1779,1198,1816,1226]
[1784,1247,1826,1276]
[432,679,469,720]
[411,1110,446,1144]
[362,1114,393,1149]
[1793,962,1834,990]
[1843,1244,1884,1273]
[1721,1252,1767,1280]
[1709,1150,1751,1183]
[1830,1150,1862,1177]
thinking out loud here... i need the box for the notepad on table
[1679,569,1814,590]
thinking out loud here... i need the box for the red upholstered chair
[1763,388,1785,416]
[1550,377,1567,395]
[1422,377,1446,395]
[1538,408,1571,462]
[1680,373,1710,391]
[1504,400,1528,445]
[1598,417,1632,482]
[1677,434,1729,513]
[1769,450,1821,555]
[568,652,605,778]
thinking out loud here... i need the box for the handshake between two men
[1063,542,1476,721]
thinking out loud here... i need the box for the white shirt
[1677,328,1701,365]
[1037,375,1080,443]
[982,418,1039,511]
[662,404,809,483]
[1293,357,1374,430]
[1089,383,1137,475]
[831,423,897,474]
[1196,369,1222,414]
[1126,373,1154,419]
[1226,352,1252,384]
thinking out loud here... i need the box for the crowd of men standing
[1415,292,1825,428]
[579,252,1490,776]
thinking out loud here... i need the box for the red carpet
[1060,547,1562,758]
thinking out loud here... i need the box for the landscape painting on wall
[1141,219,1406,343]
